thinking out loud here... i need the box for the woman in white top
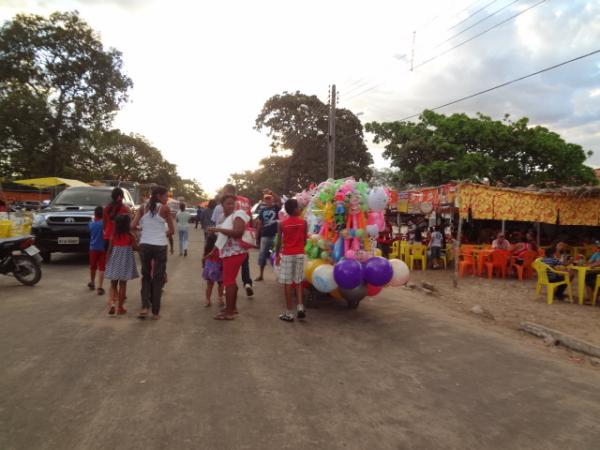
[176,202,191,257]
[207,194,249,320]
[131,186,175,319]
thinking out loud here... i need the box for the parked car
[31,186,135,263]
[186,207,197,223]
[10,200,42,211]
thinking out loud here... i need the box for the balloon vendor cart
[295,177,410,309]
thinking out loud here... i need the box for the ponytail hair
[107,187,125,220]
[149,186,168,216]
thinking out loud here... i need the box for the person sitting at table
[555,241,572,265]
[492,232,510,250]
[525,231,538,253]
[584,242,600,302]
[377,221,393,259]
[541,247,572,301]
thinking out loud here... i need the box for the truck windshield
[53,190,112,206]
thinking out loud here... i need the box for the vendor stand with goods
[295,177,410,309]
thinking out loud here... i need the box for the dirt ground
[3,233,600,449]
[407,266,600,349]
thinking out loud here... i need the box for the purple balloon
[333,259,364,290]
[363,256,394,287]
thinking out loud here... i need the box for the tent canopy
[13,177,89,189]
[458,183,600,226]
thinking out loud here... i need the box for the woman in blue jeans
[176,202,191,256]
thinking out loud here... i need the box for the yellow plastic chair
[408,244,427,270]
[532,259,573,305]
[389,241,400,259]
[592,274,600,307]
[400,241,409,262]
[438,252,447,269]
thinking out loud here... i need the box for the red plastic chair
[511,251,538,281]
[459,249,475,277]
[485,250,510,279]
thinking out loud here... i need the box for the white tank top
[139,205,168,246]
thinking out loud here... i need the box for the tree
[369,168,403,189]
[0,11,132,178]
[366,110,597,187]
[173,179,207,205]
[228,155,289,203]
[254,91,373,193]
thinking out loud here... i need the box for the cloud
[347,0,600,162]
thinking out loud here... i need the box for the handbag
[240,224,257,249]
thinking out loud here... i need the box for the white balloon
[389,259,410,287]
[312,264,338,293]
[367,187,389,212]
[366,224,379,237]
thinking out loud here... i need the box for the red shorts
[222,253,247,286]
[89,250,106,272]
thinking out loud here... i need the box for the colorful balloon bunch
[298,177,410,305]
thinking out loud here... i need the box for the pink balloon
[346,250,356,259]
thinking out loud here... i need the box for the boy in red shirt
[275,199,307,322]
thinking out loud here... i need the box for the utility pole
[410,31,416,71]
[327,84,336,179]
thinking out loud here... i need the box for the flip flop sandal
[214,313,234,320]
[97,288,105,295]
[137,310,149,319]
[87,282,95,290]
[108,305,116,315]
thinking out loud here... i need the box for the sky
[1,0,599,195]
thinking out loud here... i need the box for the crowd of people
[88,185,308,322]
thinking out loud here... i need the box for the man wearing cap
[255,192,281,281]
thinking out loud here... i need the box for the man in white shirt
[492,233,510,251]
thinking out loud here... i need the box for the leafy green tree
[228,155,289,202]
[366,110,597,187]
[369,168,403,189]
[0,11,132,178]
[254,91,373,193]
[174,179,207,205]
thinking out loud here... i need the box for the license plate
[25,245,40,256]
[58,237,79,245]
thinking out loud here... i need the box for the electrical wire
[432,0,521,50]
[447,0,500,31]
[413,0,547,70]
[342,0,547,102]
[396,48,600,121]
[340,0,492,96]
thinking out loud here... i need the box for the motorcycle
[0,235,43,286]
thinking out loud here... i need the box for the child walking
[88,206,106,295]
[202,233,224,308]
[275,199,307,322]
[104,214,139,315]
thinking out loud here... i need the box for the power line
[396,48,600,121]
[447,0,500,31]
[416,0,486,32]
[413,0,547,70]
[342,0,546,102]
[340,0,492,96]
[432,0,521,50]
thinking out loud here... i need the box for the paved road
[2,230,600,449]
